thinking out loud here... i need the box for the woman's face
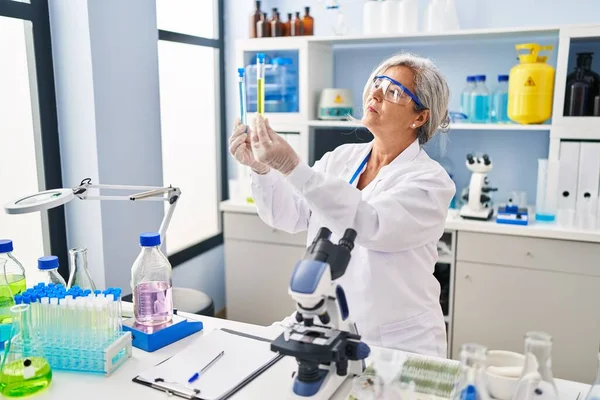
[362,65,429,138]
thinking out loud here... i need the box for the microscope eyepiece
[466,153,475,164]
[316,228,332,241]
[482,154,491,165]
[339,229,357,252]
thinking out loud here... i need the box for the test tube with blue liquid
[256,53,266,115]
[238,67,247,125]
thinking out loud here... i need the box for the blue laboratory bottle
[491,75,509,123]
[460,76,476,121]
[469,75,490,123]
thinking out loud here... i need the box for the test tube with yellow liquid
[256,53,266,115]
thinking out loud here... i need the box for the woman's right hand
[229,118,270,174]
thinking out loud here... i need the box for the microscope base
[459,205,493,221]
[289,367,351,399]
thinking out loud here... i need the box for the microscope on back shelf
[271,228,370,399]
[459,153,498,221]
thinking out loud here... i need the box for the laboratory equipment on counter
[256,12,271,38]
[535,159,558,222]
[283,13,292,36]
[363,0,381,35]
[238,67,247,125]
[422,0,444,33]
[246,56,298,113]
[470,75,490,123]
[270,227,370,398]
[292,11,304,36]
[0,304,51,397]
[131,233,173,326]
[318,88,353,120]
[496,192,529,226]
[14,283,132,374]
[37,256,66,286]
[67,247,96,291]
[491,75,510,123]
[564,52,600,116]
[508,43,555,124]
[0,240,26,343]
[584,345,600,400]
[303,6,314,35]
[249,0,262,38]
[452,343,491,400]
[461,76,476,121]
[459,154,497,221]
[4,178,181,245]
[512,332,559,400]
[256,53,266,114]
[270,11,283,37]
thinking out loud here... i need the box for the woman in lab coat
[229,53,455,358]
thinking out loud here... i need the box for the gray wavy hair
[362,53,450,145]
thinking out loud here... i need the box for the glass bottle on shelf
[67,248,96,291]
[512,331,559,400]
[469,75,490,123]
[584,344,600,400]
[282,13,292,37]
[249,0,262,38]
[564,52,600,116]
[37,256,66,286]
[452,343,491,400]
[270,11,282,37]
[0,304,52,397]
[491,75,510,123]
[269,8,278,26]
[256,12,271,38]
[292,12,304,36]
[303,6,314,36]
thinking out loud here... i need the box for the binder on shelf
[132,328,283,400]
[575,142,600,230]
[556,141,581,227]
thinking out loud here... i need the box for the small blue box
[496,206,529,226]
[123,313,203,352]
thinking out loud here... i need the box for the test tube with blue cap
[238,67,247,125]
[256,53,266,115]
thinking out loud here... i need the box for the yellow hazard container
[508,43,555,124]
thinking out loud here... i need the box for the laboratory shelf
[308,120,551,131]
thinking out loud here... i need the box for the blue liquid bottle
[470,75,490,123]
[491,75,509,123]
[461,76,476,121]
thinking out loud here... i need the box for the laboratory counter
[38,310,588,400]
[220,200,600,244]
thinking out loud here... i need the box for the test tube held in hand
[238,68,247,125]
[256,53,266,115]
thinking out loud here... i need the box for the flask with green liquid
[0,240,27,344]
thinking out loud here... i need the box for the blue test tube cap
[94,290,101,296]
[237,67,245,78]
[22,297,31,304]
[38,256,59,271]
[71,285,81,291]
[14,295,22,305]
[47,282,55,288]
[256,53,265,63]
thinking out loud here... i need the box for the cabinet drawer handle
[464,274,471,281]
[272,228,278,233]
[525,250,534,257]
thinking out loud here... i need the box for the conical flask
[512,332,559,400]
[452,343,491,400]
[67,248,96,290]
[0,304,52,397]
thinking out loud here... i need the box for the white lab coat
[250,139,455,358]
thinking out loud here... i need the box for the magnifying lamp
[4,178,181,241]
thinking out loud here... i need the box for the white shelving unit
[307,120,551,131]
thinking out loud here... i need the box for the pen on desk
[188,351,225,383]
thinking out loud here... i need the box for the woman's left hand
[251,113,299,175]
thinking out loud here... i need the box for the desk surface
[220,200,600,243]
[37,313,588,400]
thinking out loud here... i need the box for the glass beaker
[512,332,559,400]
[0,304,52,397]
[67,248,96,290]
[452,343,491,400]
[584,345,600,400]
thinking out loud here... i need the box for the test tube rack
[14,283,132,376]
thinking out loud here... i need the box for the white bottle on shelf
[363,0,382,36]
[399,0,419,33]
[442,0,460,31]
[381,0,400,35]
[422,0,444,33]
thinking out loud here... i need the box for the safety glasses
[369,75,425,108]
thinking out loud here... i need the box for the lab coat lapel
[345,142,374,187]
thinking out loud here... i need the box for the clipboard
[132,328,284,400]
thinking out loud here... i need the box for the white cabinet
[453,232,600,383]
[223,211,307,326]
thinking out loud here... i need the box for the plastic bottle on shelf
[249,0,262,38]
[292,11,304,36]
[460,76,476,121]
[422,0,444,33]
[470,75,490,123]
[442,0,459,31]
[382,0,401,35]
[37,256,66,286]
[564,52,600,116]
[363,0,382,36]
[491,75,510,123]
[303,6,314,35]
[131,233,173,327]
[398,0,419,33]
